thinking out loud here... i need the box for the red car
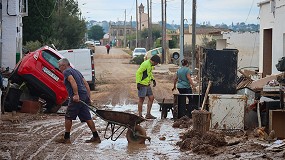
[9,46,68,112]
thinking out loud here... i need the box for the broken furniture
[208,94,247,130]
[269,110,285,139]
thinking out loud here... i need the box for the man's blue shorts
[138,85,153,98]
[65,96,92,122]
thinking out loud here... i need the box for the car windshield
[151,49,159,56]
[42,50,61,68]
[135,48,146,52]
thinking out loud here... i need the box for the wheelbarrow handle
[79,100,98,114]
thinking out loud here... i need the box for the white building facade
[0,0,27,70]
[258,0,285,76]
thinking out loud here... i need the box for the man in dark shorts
[56,58,101,144]
[136,55,161,119]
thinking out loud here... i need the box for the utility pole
[179,0,184,67]
[192,0,197,70]
[124,9,127,48]
[136,0,138,47]
[139,10,142,47]
[161,0,166,64]
[130,16,133,49]
[150,0,153,49]
[147,0,150,50]
[116,20,119,47]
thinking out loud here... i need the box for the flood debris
[176,129,227,155]
[172,116,193,128]
[253,127,277,141]
[159,136,166,141]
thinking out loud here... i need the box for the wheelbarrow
[80,101,151,144]
[157,98,174,119]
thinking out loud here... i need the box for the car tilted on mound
[9,46,68,113]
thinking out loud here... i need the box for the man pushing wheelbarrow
[56,58,150,144]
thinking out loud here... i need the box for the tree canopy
[87,25,105,41]
[23,0,86,50]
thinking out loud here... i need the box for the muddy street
[0,47,185,160]
[92,46,174,106]
[1,47,285,160]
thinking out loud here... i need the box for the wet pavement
[64,103,191,160]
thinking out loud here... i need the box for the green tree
[169,35,178,48]
[88,25,105,41]
[23,0,86,49]
[51,3,86,49]
[23,0,55,43]
[140,26,162,49]
[201,35,216,49]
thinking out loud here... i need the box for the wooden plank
[269,110,285,139]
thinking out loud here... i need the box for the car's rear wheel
[172,52,180,60]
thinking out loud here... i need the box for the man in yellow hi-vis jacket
[136,55,160,119]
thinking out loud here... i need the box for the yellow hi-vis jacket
[136,60,155,85]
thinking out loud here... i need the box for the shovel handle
[201,81,212,110]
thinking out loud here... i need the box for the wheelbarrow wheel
[126,125,146,144]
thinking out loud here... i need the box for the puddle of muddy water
[102,102,173,119]
[72,103,190,159]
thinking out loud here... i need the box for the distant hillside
[85,20,259,33]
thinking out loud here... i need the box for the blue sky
[77,0,261,25]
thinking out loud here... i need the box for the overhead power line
[33,0,57,19]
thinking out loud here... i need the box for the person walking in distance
[56,58,101,144]
[105,43,111,54]
[136,55,161,119]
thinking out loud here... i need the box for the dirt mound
[177,129,227,155]
[172,116,193,128]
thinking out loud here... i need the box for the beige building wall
[184,34,213,46]
[183,25,223,46]
[138,13,148,30]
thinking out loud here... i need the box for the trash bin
[192,110,211,134]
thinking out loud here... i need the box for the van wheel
[172,52,180,60]
[89,83,95,91]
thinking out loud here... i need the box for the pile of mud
[172,116,193,129]
[177,129,227,155]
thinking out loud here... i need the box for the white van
[58,49,95,90]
